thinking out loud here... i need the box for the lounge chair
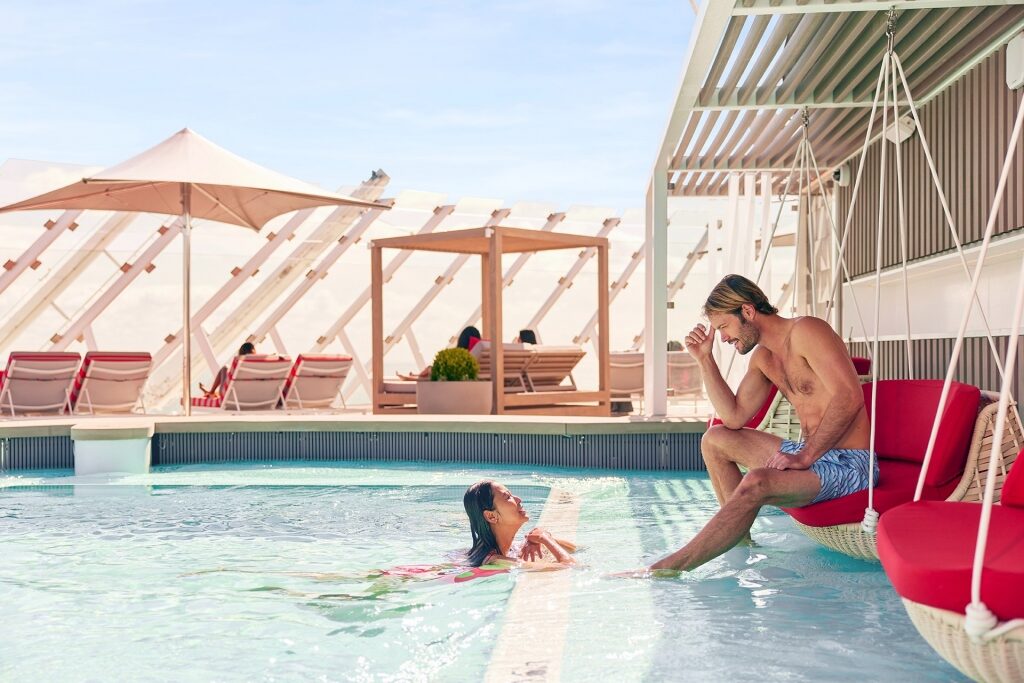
[280,354,353,409]
[522,345,586,392]
[0,351,81,416]
[191,354,292,411]
[67,351,152,414]
[470,341,533,392]
[610,350,703,407]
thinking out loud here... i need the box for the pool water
[0,462,965,681]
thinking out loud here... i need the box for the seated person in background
[463,480,576,566]
[200,342,255,398]
[410,326,482,378]
[667,339,683,351]
[514,328,538,344]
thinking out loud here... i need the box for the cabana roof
[370,226,608,254]
[662,1,1024,196]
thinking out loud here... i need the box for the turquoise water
[0,462,965,681]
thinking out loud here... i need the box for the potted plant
[416,347,493,414]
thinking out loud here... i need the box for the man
[650,274,874,571]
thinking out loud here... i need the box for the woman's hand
[520,539,544,562]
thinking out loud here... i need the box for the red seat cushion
[783,458,958,527]
[1001,449,1024,509]
[878,500,1024,621]
[708,385,779,430]
[863,380,979,487]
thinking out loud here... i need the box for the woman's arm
[525,527,575,565]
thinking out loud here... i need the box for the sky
[0,0,695,211]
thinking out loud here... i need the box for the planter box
[416,381,493,415]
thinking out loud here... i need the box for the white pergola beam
[733,0,1016,16]
[0,210,84,297]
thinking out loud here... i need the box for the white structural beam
[49,218,183,350]
[632,228,709,351]
[378,209,510,357]
[523,217,620,336]
[145,173,388,406]
[733,1,1016,16]
[647,1,733,416]
[574,243,645,346]
[451,211,566,343]
[247,201,392,353]
[0,210,84,297]
[0,212,139,353]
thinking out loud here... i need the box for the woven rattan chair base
[903,600,1024,683]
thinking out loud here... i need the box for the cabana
[370,226,611,415]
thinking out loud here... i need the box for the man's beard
[734,320,760,355]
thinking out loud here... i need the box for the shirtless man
[650,274,874,571]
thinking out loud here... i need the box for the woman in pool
[463,480,576,567]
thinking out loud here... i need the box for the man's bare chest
[760,353,819,398]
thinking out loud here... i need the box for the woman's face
[484,483,528,526]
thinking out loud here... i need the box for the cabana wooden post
[370,226,611,416]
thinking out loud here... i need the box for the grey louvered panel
[150,431,704,472]
[849,336,1024,400]
[839,49,1024,279]
[0,436,74,471]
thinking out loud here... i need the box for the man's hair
[703,274,778,318]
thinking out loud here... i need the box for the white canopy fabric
[0,128,390,415]
[0,128,384,228]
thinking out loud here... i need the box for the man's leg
[650,467,820,571]
[701,426,783,506]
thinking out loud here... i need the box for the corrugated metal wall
[839,48,1024,278]
[0,431,705,472]
[849,336,1024,399]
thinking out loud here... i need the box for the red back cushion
[863,380,979,487]
[851,356,871,375]
[1002,449,1024,509]
[467,337,482,351]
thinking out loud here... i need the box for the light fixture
[883,114,916,144]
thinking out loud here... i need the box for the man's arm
[687,324,773,429]
[767,319,863,469]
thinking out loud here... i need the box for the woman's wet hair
[456,326,482,350]
[702,274,778,319]
[463,480,499,567]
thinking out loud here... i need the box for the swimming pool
[0,462,966,681]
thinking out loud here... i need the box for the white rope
[865,50,892,524]
[913,93,1024,502]
[891,53,1007,383]
[802,125,820,318]
[965,250,1024,642]
[889,52,914,379]
[793,138,806,317]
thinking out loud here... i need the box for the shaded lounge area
[370,226,611,415]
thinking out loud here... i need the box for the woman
[411,326,482,378]
[200,341,256,398]
[463,480,576,567]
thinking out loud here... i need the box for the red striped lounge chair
[191,354,292,411]
[280,354,353,409]
[68,351,152,414]
[0,351,81,417]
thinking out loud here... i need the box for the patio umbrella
[0,128,389,415]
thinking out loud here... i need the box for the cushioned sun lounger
[68,351,152,414]
[470,341,532,392]
[522,345,586,392]
[191,354,292,411]
[0,351,81,416]
[280,354,353,409]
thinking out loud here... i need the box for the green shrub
[430,347,480,381]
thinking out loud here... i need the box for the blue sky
[0,1,693,210]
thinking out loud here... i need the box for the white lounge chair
[191,354,292,411]
[470,341,532,392]
[0,351,81,416]
[69,351,152,414]
[280,354,353,409]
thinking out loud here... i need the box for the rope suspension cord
[799,109,820,318]
[888,15,914,379]
[914,92,1024,505]
[828,11,1008,388]
[862,15,896,532]
[964,250,1024,643]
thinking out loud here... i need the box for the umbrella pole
[182,186,192,416]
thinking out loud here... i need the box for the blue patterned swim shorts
[778,439,880,505]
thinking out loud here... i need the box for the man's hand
[685,324,714,362]
[766,450,814,470]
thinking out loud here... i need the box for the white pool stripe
[484,487,580,683]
